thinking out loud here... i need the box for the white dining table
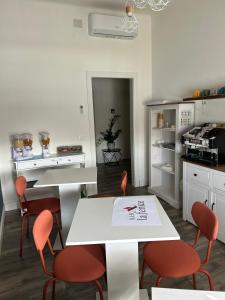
[66,195,180,300]
[34,167,97,244]
[152,288,225,300]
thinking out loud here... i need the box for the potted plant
[97,113,122,150]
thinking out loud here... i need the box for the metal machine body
[181,123,225,166]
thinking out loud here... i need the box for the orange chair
[121,170,128,196]
[89,170,128,198]
[140,202,219,290]
[15,176,63,257]
[33,210,106,300]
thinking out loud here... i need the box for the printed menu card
[112,196,162,226]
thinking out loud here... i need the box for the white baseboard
[0,205,5,255]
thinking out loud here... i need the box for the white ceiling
[36,0,152,14]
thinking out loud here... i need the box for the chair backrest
[121,170,128,196]
[15,176,27,208]
[33,210,53,251]
[33,210,55,274]
[191,201,219,242]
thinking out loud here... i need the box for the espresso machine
[181,123,225,166]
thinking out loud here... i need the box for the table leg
[99,242,149,300]
[54,184,80,249]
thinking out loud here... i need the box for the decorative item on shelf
[157,112,164,128]
[123,1,139,34]
[22,133,33,158]
[39,132,50,158]
[218,87,225,95]
[12,134,24,161]
[192,90,201,98]
[201,89,210,97]
[210,88,218,96]
[11,133,33,161]
[57,145,83,155]
[134,0,171,11]
[97,110,122,151]
[161,163,174,173]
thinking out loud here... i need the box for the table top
[66,195,180,246]
[34,167,97,187]
[152,288,225,300]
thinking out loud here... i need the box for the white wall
[151,0,225,119]
[93,78,130,164]
[0,0,152,210]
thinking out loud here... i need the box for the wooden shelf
[183,94,225,102]
[152,163,175,175]
[152,144,175,152]
[152,127,176,132]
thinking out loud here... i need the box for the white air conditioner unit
[88,13,138,40]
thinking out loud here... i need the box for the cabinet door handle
[194,173,197,177]
[204,200,208,205]
[212,203,215,211]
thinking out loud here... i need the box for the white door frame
[86,71,138,187]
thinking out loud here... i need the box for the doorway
[92,78,132,193]
[87,71,137,188]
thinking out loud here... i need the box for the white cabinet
[183,161,225,243]
[184,182,209,224]
[148,103,194,209]
[211,191,225,242]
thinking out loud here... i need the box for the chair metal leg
[140,260,147,289]
[52,279,56,300]
[26,215,30,238]
[20,215,27,257]
[103,272,107,288]
[43,278,54,300]
[95,280,104,300]
[54,213,64,249]
[192,273,197,289]
[199,268,214,291]
[155,276,162,287]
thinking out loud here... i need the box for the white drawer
[16,158,58,170]
[213,172,225,192]
[187,164,210,186]
[57,155,84,165]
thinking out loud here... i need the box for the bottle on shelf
[157,112,164,129]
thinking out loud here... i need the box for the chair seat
[25,197,60,214]
[53,245,106,282]
[144,240,201,278]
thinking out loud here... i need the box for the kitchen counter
[182,158,225,173]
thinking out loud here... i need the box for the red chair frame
[140,201,219,290]
[33,210,105,300]
[15,176,63,257]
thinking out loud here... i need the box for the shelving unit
[152,127,176,132]
[147,103,195,209]
[152,163,175,175]
[183,95,225,102]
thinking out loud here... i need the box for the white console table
[14,153,85,172]
[13,153,85,199]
